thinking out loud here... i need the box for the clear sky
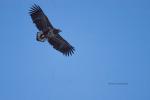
[0,0,150,100]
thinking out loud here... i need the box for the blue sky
[0,0,150,100]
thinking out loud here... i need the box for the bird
[29,4,75,56]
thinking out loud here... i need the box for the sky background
[0,0,150,100]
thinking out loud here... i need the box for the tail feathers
[36,31,47,42]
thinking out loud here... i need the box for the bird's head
[57,29,62,32]
[54,28,62,34]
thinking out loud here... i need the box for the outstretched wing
[48,34,75,56]
[29,4,53,31]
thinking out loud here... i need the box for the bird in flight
[29,4,75,56]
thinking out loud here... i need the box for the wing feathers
[29,4,54,31]
[48,34,75,56]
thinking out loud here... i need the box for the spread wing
[48,34,75,56]
[29,4,53,31]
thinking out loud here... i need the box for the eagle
[29,4,75,56]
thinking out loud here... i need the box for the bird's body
[29,4,75,56]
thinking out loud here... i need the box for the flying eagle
[29,4,75,56]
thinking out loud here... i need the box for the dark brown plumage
[29,4,75,56]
